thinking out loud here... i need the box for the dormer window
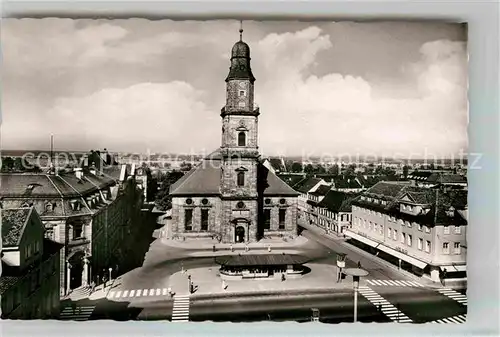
[239,90,246,97]
[446,206,455,217]
[45,203,54,212]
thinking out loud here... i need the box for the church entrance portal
[235,226,245,243]
[68,251,85,290]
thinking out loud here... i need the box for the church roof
[169,153,298,197]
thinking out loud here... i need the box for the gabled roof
[427,173,467,184]
[365,181,410,198]
[309,184,331,196]
[408,171,433,179]
[169,157,299,197]
[317,190,355,213]
[0,172,115,198]
[260,166,299,196]
[293,177,323,193]
[169,160,221,196]
[353,182,468,226]
[334,177,362,189]
[1,207,32,247]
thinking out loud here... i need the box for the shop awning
[344,230,428,270]
[375,244,428,270]
[344,230,380,248]
[440,264,467,272]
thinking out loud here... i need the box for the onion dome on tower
[225,22,256,83]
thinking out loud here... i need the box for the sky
[1,19,468,158]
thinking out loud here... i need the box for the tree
[328,164,339,176]
[155,170,185,211]
[1,157,14,172]
[290,162,303,173]
[304,164,314,175]
[180,162,192,172]
[403,165,409,178]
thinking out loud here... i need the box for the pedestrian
[212,244,216,252]
[102,275,107,289]
[168,286,172,297]
[230,244,233,252]
[71,302,76,315]
[222,280,227,290]
[357,261,361,268]
[281,273,286,282]
[268,245,271,252]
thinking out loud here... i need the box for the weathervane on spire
[239,20,243,41]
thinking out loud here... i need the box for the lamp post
[344,268,369,323]
[336,253,347,283]
[108,267,112,281]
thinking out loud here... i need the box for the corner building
[170,30,299,243]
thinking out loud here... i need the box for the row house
[304,185,331,227]
[347,181,467,283]
[292,177,330,218]
[0,161,143,296]
[1,207,63,319]
[316,190,356,235]
[408,171,467,189]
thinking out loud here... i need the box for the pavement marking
[432,314,466,324]
[172,294,191,322]
[123,290,129,297]
[366,279,424,288]
[156,288,161,296]
[438,288,468,306]
[60,305,96,321]
[136,290,142,297]
[149,289,155,296]
[358,286,413,323]
[108,291,115,299]
[116,291,122,298]
[130,290,136,297]
[162,288,168,296]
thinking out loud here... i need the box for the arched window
[237,172,245,186]
[238,132,246,146]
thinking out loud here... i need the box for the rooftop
[215,254,309,267]
[1,208,32,247]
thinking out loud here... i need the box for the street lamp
[344,267,369,323]
[336,253,347,283]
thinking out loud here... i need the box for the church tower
[220,23,260,243]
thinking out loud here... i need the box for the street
[63,228,467,324]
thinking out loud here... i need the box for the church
[169,27,299,244]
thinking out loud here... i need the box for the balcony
[220,105,260,117]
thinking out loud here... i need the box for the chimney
[75,167,84,180]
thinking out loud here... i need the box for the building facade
[1,207,63,319]
[0,162,143,296]
[347,182,467,282]
[169,30,299,243]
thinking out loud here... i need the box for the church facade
[169,30,299,243]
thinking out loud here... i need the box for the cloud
[253,28,468,157]
[46,82,219,153]
[1,20,467,157]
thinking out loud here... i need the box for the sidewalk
[168,263,353,300]
[160,235,309,250]
[300,222,458,290]
[88,275,125,301]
